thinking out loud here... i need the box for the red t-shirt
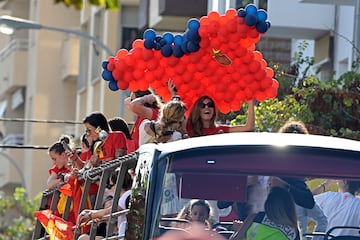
[126,138,136,154]
[79,150,92,161]
[48,165,70,176]
[130,108,159,150]
[98,131,127,161]
[202,125,230,135]
[186,122,230,137]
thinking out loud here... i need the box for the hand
[168,79,177,96]
[65,149,78,162]
[77,210,93,226]
[89,155,99,167]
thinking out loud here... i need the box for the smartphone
[61,140,73,153]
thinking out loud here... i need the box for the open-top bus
[33,132,360,239]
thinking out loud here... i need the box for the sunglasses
[200,102,215,109]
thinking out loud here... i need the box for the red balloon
[265,67,274,78]
[253,51,263,61]
[107,62,115,71]
[249,60,261,73]
[132,39,144,49]
[147,59,159,71]
[142,49,154,61]
[208,11,220,21]
[117,80,129,90]
[168,57,179,67]
[116,49,128,59]
[133,69,144,80]
[199,16,210,25]
[112,69,123,81]
[225,9,237,19]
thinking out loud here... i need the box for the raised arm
[125,93,158,120]
[228,100,255,133]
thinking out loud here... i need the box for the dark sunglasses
[200,102,215,109]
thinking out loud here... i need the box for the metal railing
[32,152,138,240]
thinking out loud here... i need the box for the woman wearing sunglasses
[186,96,255,137]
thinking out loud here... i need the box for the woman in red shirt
[186,96,255,137]
[47,135,73,189]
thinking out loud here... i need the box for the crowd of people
[43,86,360,239]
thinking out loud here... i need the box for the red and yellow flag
[34,209,74,240]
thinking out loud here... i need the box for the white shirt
[118,190,132,237]
[138,119,182,146]
[315,191,360,236]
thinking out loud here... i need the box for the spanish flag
[34,209,74,240]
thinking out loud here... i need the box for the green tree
[0,188,41,240]
[232,41,360,140]
[54,0,119,10]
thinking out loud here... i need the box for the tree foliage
[0,188,41,240]
[54,0,119,10]
[232,41,360,140]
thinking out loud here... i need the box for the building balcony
[140,0,208,31]
[0,39,28,96]
[266,0,335,40]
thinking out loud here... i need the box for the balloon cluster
[102,4,278,114]
[143,19,201,58]
[238,4,271,33]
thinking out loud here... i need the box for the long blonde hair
[151,99,186,142]
[265,186,298,228]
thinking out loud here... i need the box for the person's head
[338,180,360,195]
[108,117,132,139]
[159,98,186,131]
[81,133,90,152]
[152,98,186,143]
[83,112,110,142]
[48,135,72,168]
[265,186,298,228]
[108,168,133,191]
[278,120,308,134]
[188,96,217,137]
[189,199,211,224]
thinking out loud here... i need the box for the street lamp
[0,15,113,56]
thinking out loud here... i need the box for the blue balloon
[257,9,268,21]
[245,4,257,14]
[155,36,163,43]
[154,42,162,50]
[245,13,258,27]
[266,21,271,29]
[174,34,184,46]
[144,39,155,49]
[144,29,156,40]
[181,40,190,53]
[186,29,200,41]
[187,41,200,52]
[256,21,268,33]
[108,80,119,91]
[237,8,246,17]
[102,70,112,81]
[188,18,200,30]
[102,60,108,69]
[161,44,173,57]
[159,38,167,47]
[173,45,184,58]
[163,32,174,44]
